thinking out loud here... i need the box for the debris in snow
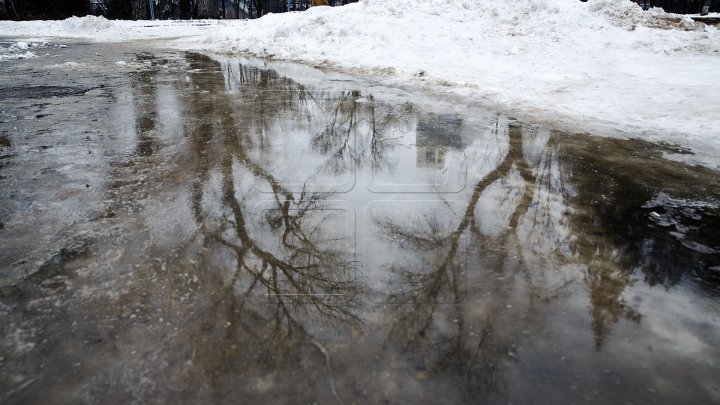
[589,0,704,31]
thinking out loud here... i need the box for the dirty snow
[1,0,719,167]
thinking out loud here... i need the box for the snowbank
[1,0,719,166]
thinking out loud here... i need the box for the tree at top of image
[10,0,90,20]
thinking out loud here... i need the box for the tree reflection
[219,57,416,177]
[4,47,720,404]
[369,116,683,396]
[558,137,720,349]
[372,121,576,398]
[163,54,719,398]
[130,52,160,157]
[309,90,416,174]
[180,54,363,388]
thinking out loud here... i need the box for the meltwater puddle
[1,43,719,404]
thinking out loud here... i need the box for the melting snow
[0,0,719,167]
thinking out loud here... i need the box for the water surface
[1,42,719,404]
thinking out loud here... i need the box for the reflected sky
[0,44,719,404]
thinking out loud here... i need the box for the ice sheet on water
[642,192,719,211]
[642,192,719,254]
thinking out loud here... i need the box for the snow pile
[0,50,36,61]
[589,0,703,31]
[59,15,115,34]
[12,41,30,50]
[0,41,42,61]
[0,16,223,41]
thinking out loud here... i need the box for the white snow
[1,0,719,167]
[0,42,40,60]
[0,50,37,60]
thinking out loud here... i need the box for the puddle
[0,86,97,100]
[0,43,719,404]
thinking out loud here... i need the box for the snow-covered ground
[1,0,719,167]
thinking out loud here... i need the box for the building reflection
[415,114,464,168]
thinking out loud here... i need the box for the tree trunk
[131,0,148,20]
[252,0,263,18]
[179,0,191,19]
[11,0,90,19]
[196,0,217,18]
[5,0,19,20]
[701,0,711,15]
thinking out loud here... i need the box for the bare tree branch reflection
[176,54,683,398]
[180,54,364,386]
[221,59,416,177]
[309,91,415,174]
[374,122,579,397]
